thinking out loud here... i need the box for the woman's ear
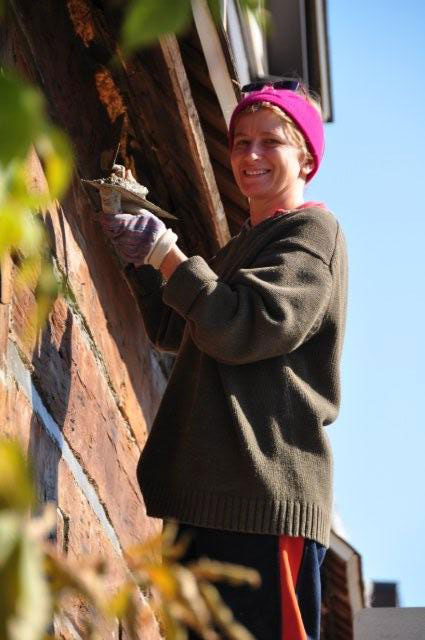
[300,162,313,179]
[297,149,313,179]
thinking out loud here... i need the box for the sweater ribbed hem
[141,482,331,547]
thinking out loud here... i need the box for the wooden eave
[321,531,366,640]
[179,18,249,236]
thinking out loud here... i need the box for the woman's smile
[242,168,271,177]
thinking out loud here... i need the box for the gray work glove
[99,167,177,268]
[100,209,167,267]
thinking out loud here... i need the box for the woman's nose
[246,143,261,159]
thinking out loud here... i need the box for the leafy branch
[0,69,72,332]
[122,0,266,53]
[0,439,260,640]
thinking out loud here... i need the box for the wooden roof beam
[159,34,231,249]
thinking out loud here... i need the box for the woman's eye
[235,139,249,147]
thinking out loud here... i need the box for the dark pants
[177,524,326,640]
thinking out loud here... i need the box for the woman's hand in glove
[99,167,184,273]
[98,167,166,266]
[100,208,168,267]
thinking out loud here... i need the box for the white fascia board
[226,0,250,87]
[246,8,268,76]
[191,0,238,126]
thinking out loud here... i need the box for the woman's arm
[161,214,339,365]
[159,244,188,280]
[125,263,186,354]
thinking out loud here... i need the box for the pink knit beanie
[228,87,325,182]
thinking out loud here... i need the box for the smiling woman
[230,108,311,224]
[99,83,348,640]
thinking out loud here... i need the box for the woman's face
[230,109,307,203]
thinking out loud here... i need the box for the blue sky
[308,0,425,606]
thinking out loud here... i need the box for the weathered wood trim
[159,34,231,248]
[330,531,366,614]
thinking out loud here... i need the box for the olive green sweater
[127,207,348,547]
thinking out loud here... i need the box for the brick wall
[0,150,165,639]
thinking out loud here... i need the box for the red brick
[0,376,36,447]
[0,383,160,639]
[11,290,160,550]
[26,150,166,444]
[57,458,160,640]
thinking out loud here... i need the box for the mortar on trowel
[82,164,177,220]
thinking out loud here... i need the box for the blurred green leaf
[0,512,21,567]
[36,261,59,299]
[106,585,140,640]
[189,558,260,588]
[14,255,40,292]
[0,522,21,639]
[158,604,188,640]
[45,552,109,613]
[0,208,45,260]
[9,533,51,640]
[121,0,192,51]
[105,584,133,618]
[0,72,45,167]
[206,0,221,23]
[15,254,59,344]
[0,510,51,640]
[0,70,73,219]
[0,441,35,512]
[239,0,269,31]
[0,161,46,213]
[174,565,211,629]
[0,209,25,255]
[145,564,180,600]
[241,0,263,10]
[33,262,60,331]
[27,503,56,541]
[35,127,73,200]
[125,530,162,570]
[19,211,45,256]
[0,67,72,335]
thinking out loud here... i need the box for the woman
[100,82,348,640]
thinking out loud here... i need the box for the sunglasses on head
[241,79,301,93]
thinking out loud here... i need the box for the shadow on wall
[65,176,166,432]
[27,214,73,547]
